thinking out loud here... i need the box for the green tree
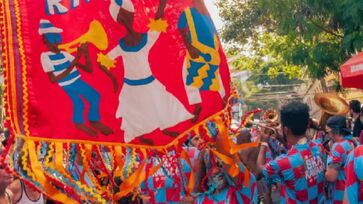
[218,0,363,79]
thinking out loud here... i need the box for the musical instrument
[314,93,349,130]
[262,109,279,122]
[59,20,108,53]
[246,109,280,136]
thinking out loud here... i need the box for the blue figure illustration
[39,19,112,136]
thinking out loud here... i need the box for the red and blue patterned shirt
[262,139,326,203]
[345,145,363,204]
[140,147,200,204]
[326,136,358,203]
[195,162,258,204]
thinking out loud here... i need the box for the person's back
[324,115,358,203]
[344,145,363,204]
[264,139,325,203]
[327,137,357,203]
[257,101,326,204]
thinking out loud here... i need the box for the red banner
[1,0,233,202]
[2,0,230,145]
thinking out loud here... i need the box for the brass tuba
[314,93,349,130]
[59,20,108,53]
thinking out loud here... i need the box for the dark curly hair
[280,101,310,136]
[349,100,361,113]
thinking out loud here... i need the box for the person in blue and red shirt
[256,101,326,203]
[343,145,363,204]
[184,134,258,204]
[325,116,358,203]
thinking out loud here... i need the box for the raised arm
[96,46,123,93]
[179,28,200,59]
[256,130,270,180]
[75,43,92,73]
[155,0,167,20]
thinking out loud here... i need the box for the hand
[181,195,195,204]
[258,128,270,143]
[78,42,89,53]
[187,45,201,59]
[139,195,151,204]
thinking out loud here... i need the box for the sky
[206,0,224,30]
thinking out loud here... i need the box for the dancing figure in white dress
[98,0,194,144]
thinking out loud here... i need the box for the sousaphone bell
[314,93,349,130]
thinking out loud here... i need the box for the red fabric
[6,0,230,145]
[340,52,363,89]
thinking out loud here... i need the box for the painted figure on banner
[98,0,195,144]
[39,19,113,136]
[178,0,226,110]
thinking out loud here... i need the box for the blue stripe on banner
[186,61,204,85]
[59,71,80,83]
[39,22,54,28]
[115,0,123,6]
[49,53,66,61]
[124,75,155,86]
[200,64,218,90]
[54,61,71,71]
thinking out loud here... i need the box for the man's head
[39,19,63,52]
[349,100,361,116]
[190,135,206,150]
[236,129,251,144]
[326,115,351,141]
[200,150,228,193]
[280,101,309,144]
[208,162,228,192]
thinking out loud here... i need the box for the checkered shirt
[265,146,273,163]
[140,148,199,204]
[314,131,325,144]
[262,140,326,203]
[345,145,363,204]
[196,163,258,204]
[327,136,358,203]
[180,147,200,183]
[268,137,287,157]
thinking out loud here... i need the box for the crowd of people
[1,100,363,203]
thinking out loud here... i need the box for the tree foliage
[218,0,363,79]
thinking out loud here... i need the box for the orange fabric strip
[180,148,195,194]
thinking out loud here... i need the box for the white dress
[107,31,193,143]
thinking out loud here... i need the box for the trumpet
[59,20,108,53]
[246,109,280,136]
[262,109,279,123]
[248,121,279,136]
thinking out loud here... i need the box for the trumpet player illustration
[39,19,113,136]
[98,0,194,144]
